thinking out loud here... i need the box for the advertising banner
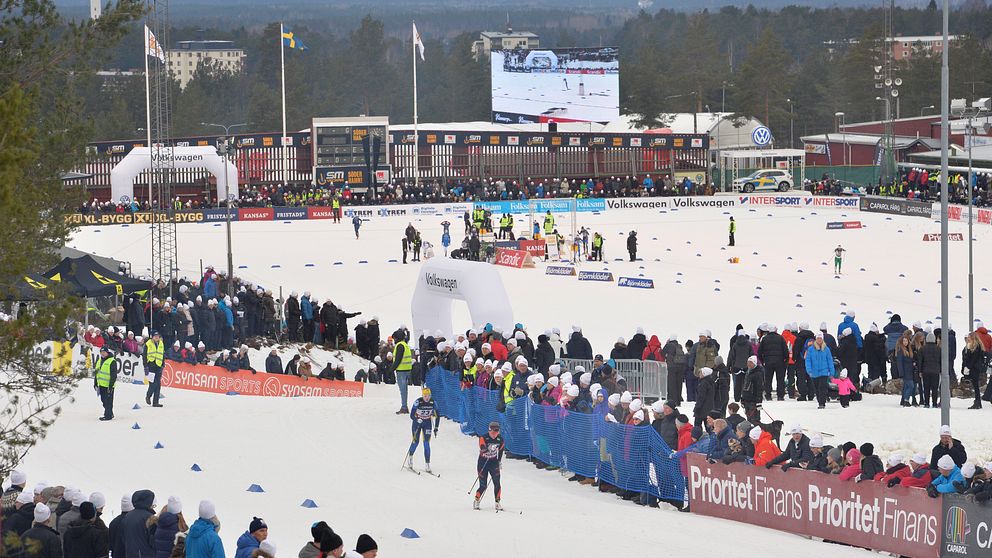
[686,454,941,558]
[545,265,576,276]
[604,197,738,211]
[160,360,364,398]
[860,196,931,219]
[238,208,275,222]
[617,276,654,289]
[738,194,808,207]
[577,270,614,282]
[273,207,308,220]
[307,206,336,220]
[493,248,534,269]
[475,198,606,215]
[923,233,964,241]
[804,196,861,208]
[826,221,863,229]
[941,493,992,558]
[519,239,547,257]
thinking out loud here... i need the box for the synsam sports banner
[161,360,364,398]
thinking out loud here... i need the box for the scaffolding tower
[148,0,177,293]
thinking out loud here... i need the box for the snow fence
[426,366,687,500]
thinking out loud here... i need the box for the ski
[495,507,522,515]
[404,467,421,476]
[424,471,441,478]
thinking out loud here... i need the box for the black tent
[43,255,149,297]
[0,273,72,301]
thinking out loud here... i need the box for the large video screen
[491,47,620,125]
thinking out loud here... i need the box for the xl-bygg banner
[686,454,940,558]
[491,47,620,124]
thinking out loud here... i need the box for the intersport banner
[686,454,941,557]
[161,360,364,398]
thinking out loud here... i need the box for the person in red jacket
[900,453,935,488]
[490,336,508,362]
[880,454,912,486]
[751,426,782,466]
[642,335,664,361]
[974,321,992,353]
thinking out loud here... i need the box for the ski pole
[468,456,492,494]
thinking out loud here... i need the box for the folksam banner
[686,454,941,557]
[475,198,606,215]
[161,360,364,397]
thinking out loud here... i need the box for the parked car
[733,169,793,193]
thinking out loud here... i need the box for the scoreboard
[312,116,390,192]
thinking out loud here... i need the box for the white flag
[145,24,165,62]
[413,22,425,61]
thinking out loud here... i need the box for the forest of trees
[79,2,992,146]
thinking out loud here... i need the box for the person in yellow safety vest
[499,214,510,239]
[461,355,478,389]
[393,331,414,414]
[473,207,485,231]
[728,216,736,247]
[95,345,119,421]
[332,196,341,223]
[506,214,514,240]
[501,362,516,405]
[543,211,555,235]
[144,330,165,408]
[591,232,603,261]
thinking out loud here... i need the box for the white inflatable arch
[110,146,239,204]
[411,257,514,339]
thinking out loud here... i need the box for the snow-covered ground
[14,200,990,557]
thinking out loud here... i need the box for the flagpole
[145,25,154,327]
[280,23,289,186]
[412,21,419,189]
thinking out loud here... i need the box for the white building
[471,30,540,60]
[167,40,245,89]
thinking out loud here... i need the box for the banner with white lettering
[686,454,941,557]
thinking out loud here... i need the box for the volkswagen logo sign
[751,126,772,146]
[120,195,132,204]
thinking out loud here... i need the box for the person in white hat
[930,424,967,470]
[929,454,964,497]
[880,454,911,487]
[2,470,27,514]
[765,424,812,470]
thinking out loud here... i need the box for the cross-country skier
[474,421,505,510]
[352,215,361,239]
[562,77,570,91]
[405,387,440,473]
[834,245,846,275]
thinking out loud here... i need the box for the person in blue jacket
[185,501,223,558]
[234,517,267,558]
[352,215,362,239]
[805,332,836,409]
[203,274,218,300]
[300,292,314,342]
[218,297,234,348]
[883,313,909,378]
[929,455,965,497]
[153,497,183,558]
[837,311,863,348]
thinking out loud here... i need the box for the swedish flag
[281,26,308,51]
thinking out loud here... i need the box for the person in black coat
[727,332,753,402]
[791,325,816,400]
[107,499,130,558]
[837,328,862,386]
[365,318,381,360]
[692,367,716,427]
[766,428,813,470]
[806,438,833,473]
[662,336,686,405]
[626,230,637,261]
[858,443,885,482]
[740,357,764,422]
[863,325,888,383]
[534,334,555,374]
[63,502,109,558]
[22,504,62,558]
[626,329,647,361]
[565,327,593,360]
[285,293,301,342]
[355,321,369,359]
[3,496,35,537]
[319,302,338,347]
[650,401,679,450]
[930,426,968,469]
[757,327,789,400]
[122,490,155,558]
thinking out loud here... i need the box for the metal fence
[560,358,668,403]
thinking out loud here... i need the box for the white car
[733,169,793,193]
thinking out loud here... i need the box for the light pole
[201,122,248,297]
[721,82,734,113]
[786,98,794,149]
[950,98,991,333]
[920,105,935,116]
